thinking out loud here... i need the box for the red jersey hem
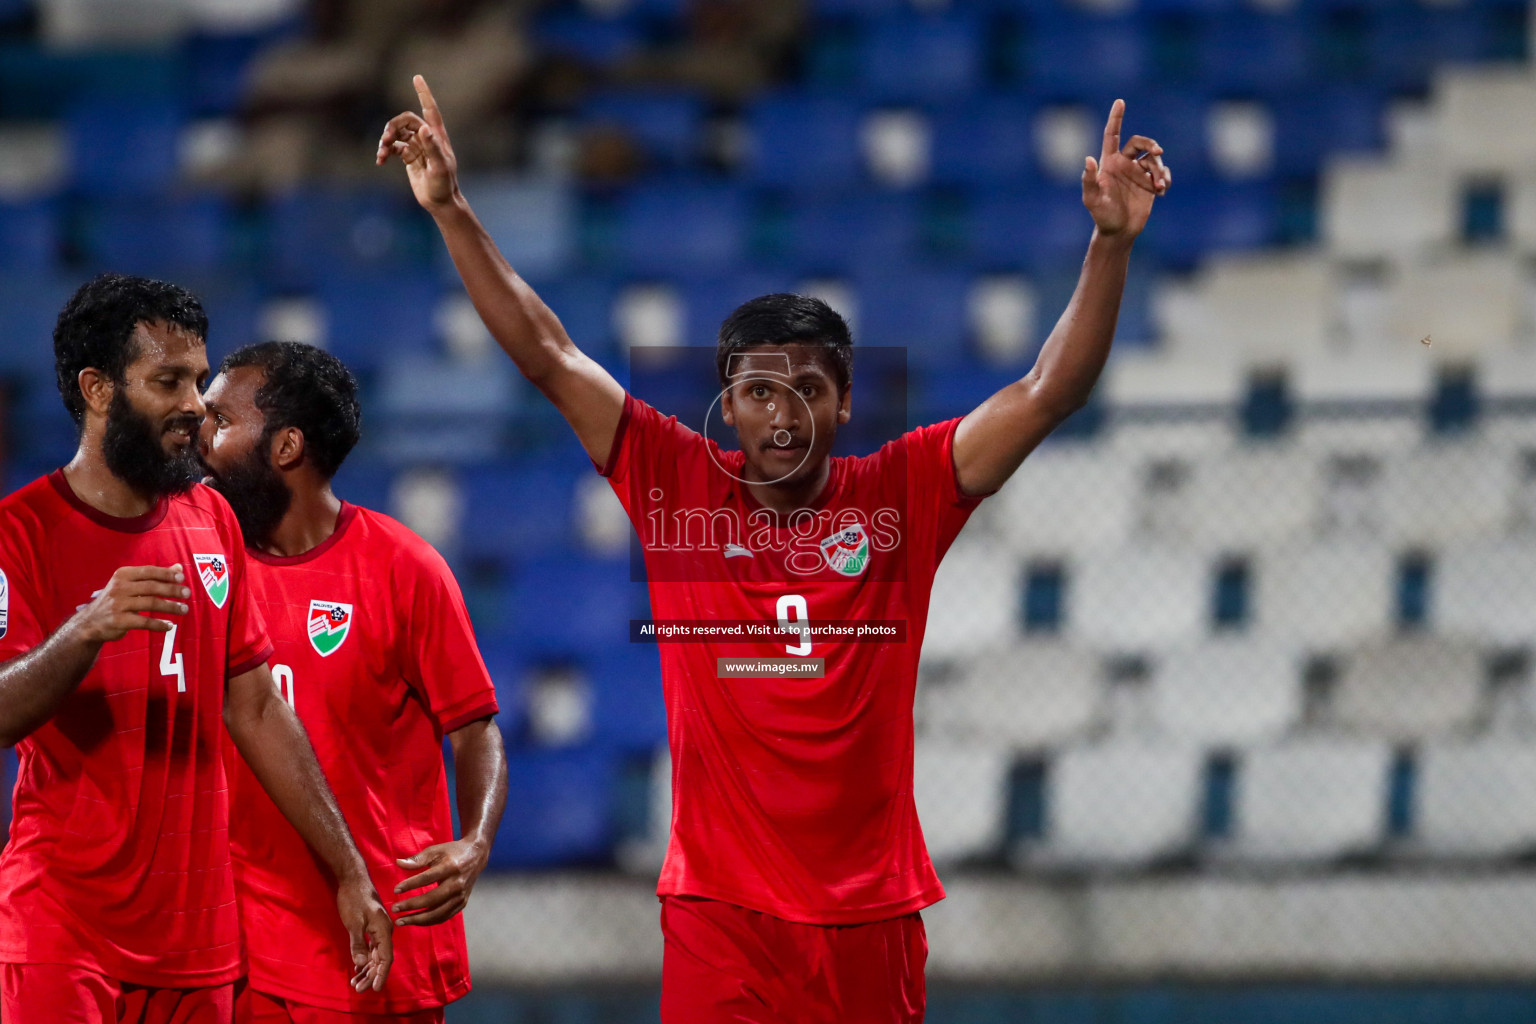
[655,882,946,927]
[596,393,635,478]
[246,961,469,1013]
[228,643,275,679]
[439,700,500,734]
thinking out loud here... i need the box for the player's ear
[77,367,114,419]
[271,426,305,471]
[720,385,736,426]
[837,385,852,425]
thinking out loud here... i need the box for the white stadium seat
[1183,444,1321,549]
[1431,66,1536,177]
[1226,738,1392,862]
[914,741,1012,865]
[1252,540,1397,650]
[1031,741,1205,867]
[1068,545,1210,651]
[923,641,1102,750]
[1438,538,1536,647]
[1382,253,1524,360]
[1147,639,1304,746]
[924,538,1025,661]
[1379,440,1515,546]
[1331,638,1485,742]
[1415,740,1536,857]
[991,446,1139,559]
[1322,156,1457,261]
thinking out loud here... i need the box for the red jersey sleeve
[216,504,273,678]
[598,393,710,515]
[402,542,499,733]
[0,522,45,665]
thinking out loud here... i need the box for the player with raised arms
[380,77,1170,1022]
[0,275,392,1022]
[198,340,508,1024]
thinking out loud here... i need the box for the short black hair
[217,341,362,480]
[54,273,209,427]
[716,294,852,395]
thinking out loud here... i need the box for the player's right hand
[377,75,459,211]
[339,876,394,992]
[72,565,191,644]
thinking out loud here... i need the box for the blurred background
[2,0,1536,1020]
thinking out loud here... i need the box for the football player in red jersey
[0,274,393,1023]
[380,77,1169,1022]
[198,341,507,1024]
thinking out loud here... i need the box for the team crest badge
[820,523,871,577]
[308,600,353,657]
[193,553,229,608]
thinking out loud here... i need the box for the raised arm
[0,565,189,747]
[378,76,626,468]
[224,664,393,992]
[952,100,1171,496]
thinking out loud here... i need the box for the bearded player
[0,274,392,1022]
[198,341,507,1024]
[381,77,1170,1021]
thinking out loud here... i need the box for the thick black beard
[101,389,203,499]
[204,441,292,547]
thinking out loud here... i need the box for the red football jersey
[603,396,984,925]
[0,471,273,986]
[226,503,498,1014]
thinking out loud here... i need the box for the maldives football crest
[193,553,229,608]
[308,600,353,657]
[820,523,871,577]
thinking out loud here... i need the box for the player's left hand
[391,837,490,927]
[338,877,393,992]
[1082,99,1171,240]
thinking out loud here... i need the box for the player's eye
[751,385,769,399]
[801,385,817,398]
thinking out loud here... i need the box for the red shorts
[234,985,444,1024]
[0,962,233,1024]
[659,895,927,1024]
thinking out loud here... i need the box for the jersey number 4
[159,623,185,693]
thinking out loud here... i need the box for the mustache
[760,438,808,451]
[162,413,203,433]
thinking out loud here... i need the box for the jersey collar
[49,469,170,533]
[248,502,359,566]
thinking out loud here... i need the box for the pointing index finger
[1102,99,1125,163]
[413,75,443,131]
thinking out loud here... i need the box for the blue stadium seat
[532,11,644,65]
[0,273,74,378]
[931,96,1039,188]
[504,557,648,660]
[579,91,705,168]
[317,273,439,371]
[1271,87,1388,177]
[1019,13,1150,98]
[183,28,289,117]
[460,461,581,562]
[66,99,182,197]
[1196,12,1318,95]
[488,744,619,868]
[1136,181,1279,267]
[0,46,180,119]
[915,364,1026,424]
[778,193,922,274]
[813,0,906,16]
[616,183,748,276]
[330,459,394,517]
[9,384,77,466]
[588,644,666,753]
[522,274,621,362]
[263,189,418,290]
[0,200,59,271]
[191,277,263,354]
[681,273,796,348]
[966,185,1095,275]
[745,94,864,192]
[853,266,971,368]
[857,14,983,103]
[1367,6,1521,92]
[79,196,232,277]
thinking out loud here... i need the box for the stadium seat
[1195,11,1317,96]
[264,189,419,290]
[922,641,1102,750]
[1017,12,1149,98]
[616,183,748,277]
[991,445,1139,559]
[1332,638,1485,742]
[1270,87,1389,178]
[79,195,232,277]
[1431,66,1536,177]
[1068,544,1210,651]
[452,178,574,283]
[1030,741,1205,867]
[502,557,649,660]
[1225,738,1392,862]
[460,461,582,562]
[914,740,1012,865]
[0,200,59,271]
[1323,156,1458,261]
[1173,443,1320,550]
[587,644,667,753]
[488,744,619,869]
[852,265,970,367]
[745,94,865,192]
[0,273,76,378]
[66,99,181,196]
[966,185,1097,274]
[1147,640,1303,746]
[930,97,1038,188]
[1438,538,1536,647]
[1379,439,1514,547]
[579,91,704,169]
[1380,253,1524,361]
[1414,740,1536,857]
[316,274,440,372]
[775,193,922,275]
[923,538,1026,661]
[1253,539,1397,650]
[857,14,983,103]
[532,10,644,65]
[1159,253,1336,364]
[1136,181,1280,267]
